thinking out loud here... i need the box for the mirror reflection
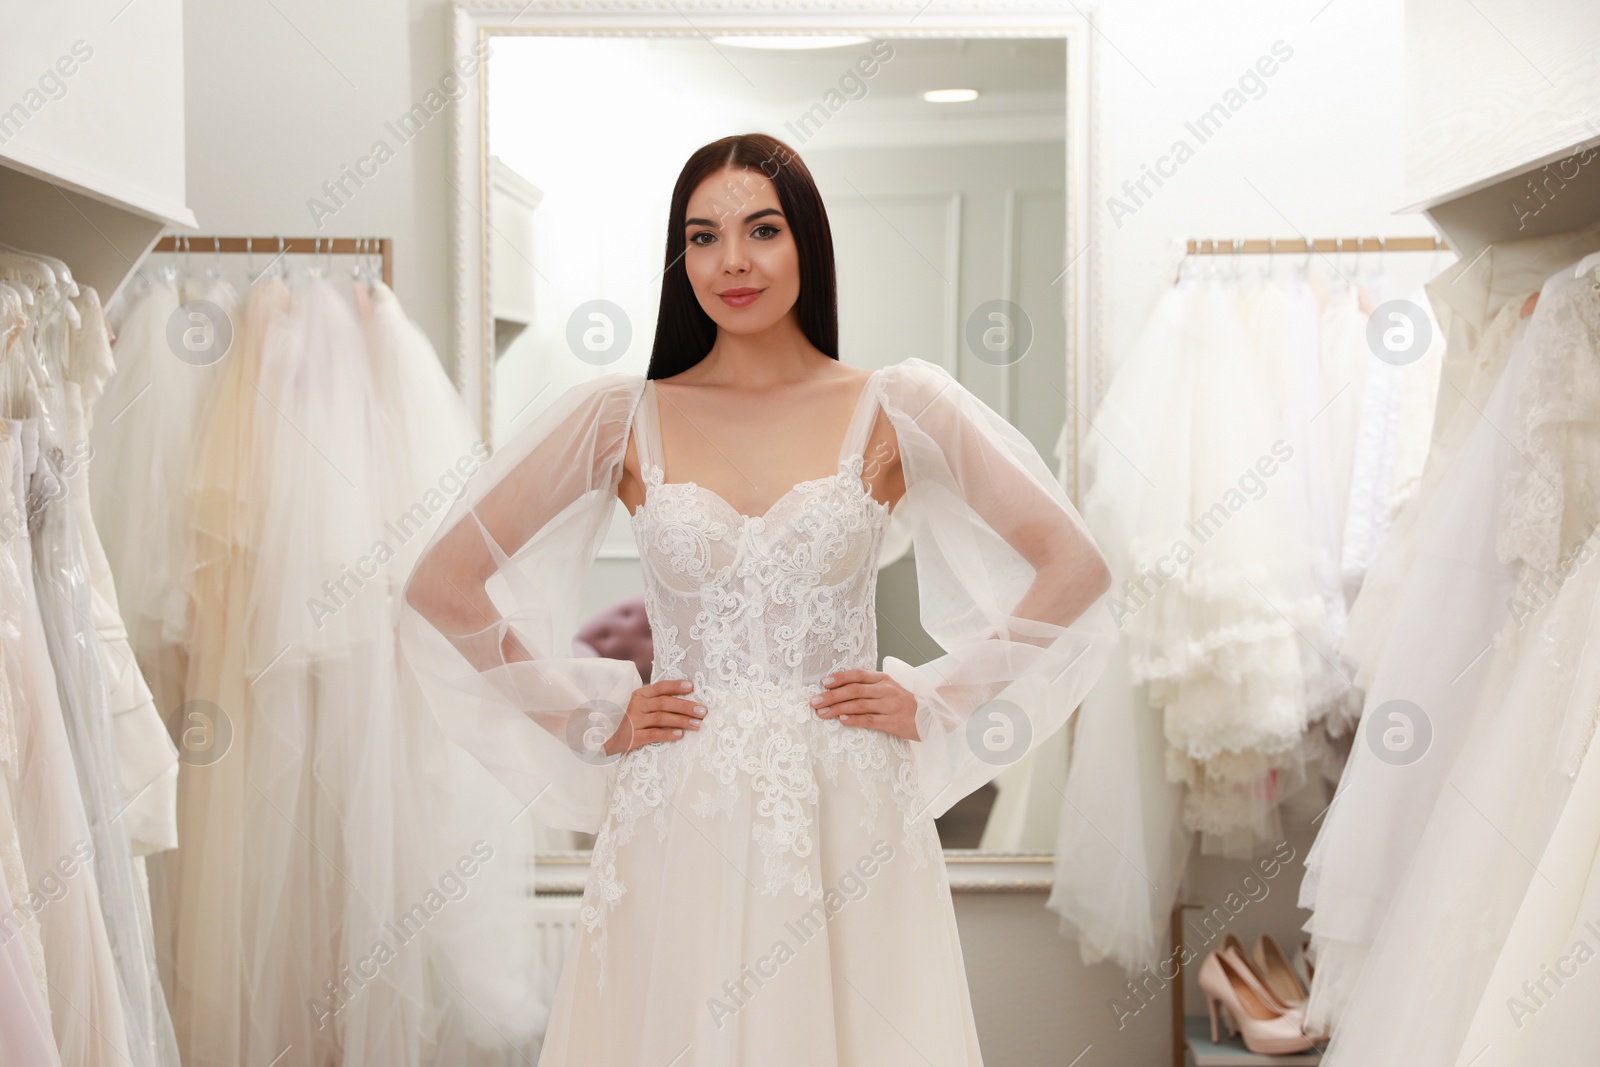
[484,33,1078,854]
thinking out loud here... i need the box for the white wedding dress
[398,357,1118,1066]
[1300,223,1600,1033]
[1317,260,1600,1066]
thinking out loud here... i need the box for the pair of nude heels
[1196,934,1323,1055]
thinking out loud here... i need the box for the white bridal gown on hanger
[398,357,1117,1066]
[1317,262,1600,1067]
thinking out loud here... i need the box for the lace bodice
[629,372,891,695]
[398,356,1117,866]
[569,373,940,978]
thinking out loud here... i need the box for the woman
[399,133,1117,1066]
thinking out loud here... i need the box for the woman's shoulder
[874,357,972,411]
[877,357,958,388]
[524,372,649,436]
[550,370,649,406]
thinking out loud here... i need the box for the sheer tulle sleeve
[874,358,1119,821]
[398,373,648,834]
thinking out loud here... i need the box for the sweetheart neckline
[632,457,892,527]
[636,368,888,525]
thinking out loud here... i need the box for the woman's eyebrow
[684,207,784,229]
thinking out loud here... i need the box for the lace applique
[1498,278,1600,572]
[581,455,932,987]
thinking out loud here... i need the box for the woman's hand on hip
[810,668,920,741]
[604,677,704,755]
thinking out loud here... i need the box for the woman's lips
[717,288,763,307]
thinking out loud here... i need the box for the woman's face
[682,167,800,334]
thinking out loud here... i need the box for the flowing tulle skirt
[1297,311,1532,1033]
[536,687,982,1067]
[160,274,545,1065]
[1455,696,1600,1065]
[1320,538,1600,1065]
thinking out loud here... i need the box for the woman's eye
[688,224,778,245]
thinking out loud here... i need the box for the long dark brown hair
[646,134,839,379]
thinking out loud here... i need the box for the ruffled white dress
[356,278,548,1065]
[1339,297,1525,694]
[1048,283,1192,973]
[1122,277,1328,854]
[1317,263,1600,1066]
[1299,223,1600,1030]
[398,358,1118,1065]
[1339,275,1445,603]
[100,267,547,1067]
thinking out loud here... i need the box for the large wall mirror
[450,0,1101,891]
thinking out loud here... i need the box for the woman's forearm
[405,570,530,672]
[1009,554,1113,647]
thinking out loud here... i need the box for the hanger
[0,242,76,300]
[0,246,52,305]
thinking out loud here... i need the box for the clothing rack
[1184,235,1447,255]
[150,235,394,288]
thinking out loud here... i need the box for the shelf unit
[1400,0,1600,256]
[0,0,194,301]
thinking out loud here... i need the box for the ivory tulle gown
[399,358,1118,1066]
[1316,262,1600,1066]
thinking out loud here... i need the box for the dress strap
[837,368,883,465]
[634,378,664,476]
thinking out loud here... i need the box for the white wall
[1093,0,1435,396]
[183,0,454,356]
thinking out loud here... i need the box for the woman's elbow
[404,565,479,634]
[1042,523,1112,604]
[403,573,434,616]
[1082,550,1112,602]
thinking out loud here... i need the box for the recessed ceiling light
[712,35,875,49]
[923,89,980,103]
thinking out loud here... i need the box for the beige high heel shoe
[1218,934,1291,1013]
[1250,934,1309,1009]
[1197,949,1317,1055]
[1292,939,1315,994]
